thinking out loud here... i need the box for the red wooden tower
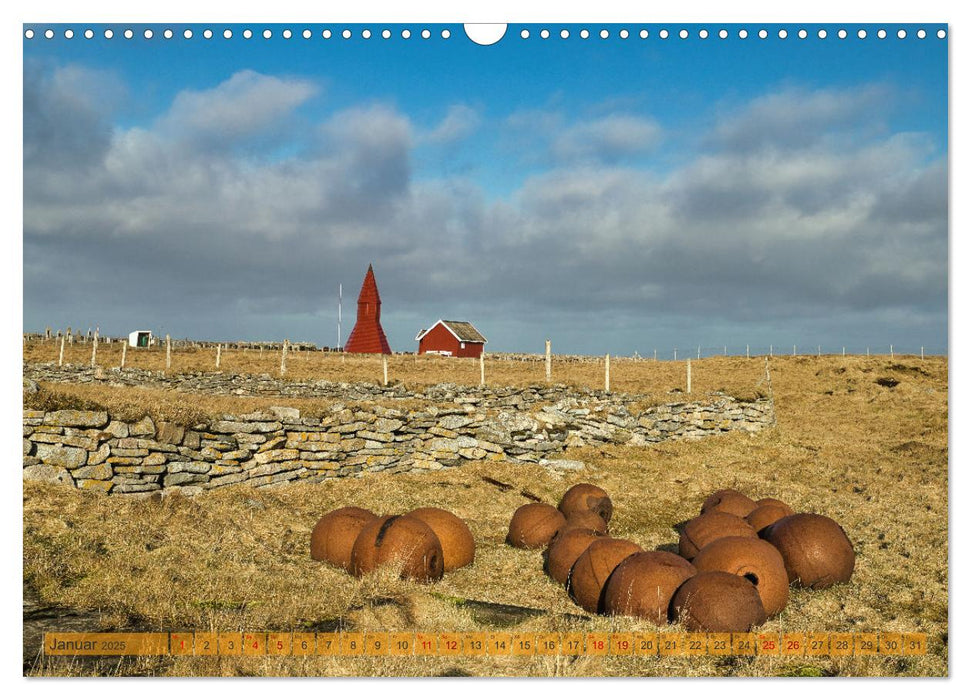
[343,264,392,354]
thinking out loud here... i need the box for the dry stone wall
[23,382,774,497]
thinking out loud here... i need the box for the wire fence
[631,344,948,360]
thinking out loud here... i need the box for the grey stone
[105,421,129,438]
[166,461,211,474]
[72,463,113,480]
[23,463,74,486]
[35,444,87,469]
[268,406,301,421]
[210,420,282,434]
[130,416,156,437]
[156,422,185,445]
[163,472,208,487]
[45,410,108,428]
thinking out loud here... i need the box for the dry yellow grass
[23,354,947,677]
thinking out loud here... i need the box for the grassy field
[22,354,948,677]
[23,340,769,397]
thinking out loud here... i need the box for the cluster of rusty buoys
[507,485,856,632]
[310,506,475,582]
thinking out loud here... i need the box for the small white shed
[128,330,153,348]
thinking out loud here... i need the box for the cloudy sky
[23,23,948,355]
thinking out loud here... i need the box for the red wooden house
[415,320,487,358]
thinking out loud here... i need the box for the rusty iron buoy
[568,538,643,614]
[350,515,445,582]
[671,571,767,632]
[679,511,758,560]
[558,483,614,524]
[544,527,602,587]
[700,489,758,518]
[746,502,795,534]
[602,550,697,624]
[406,507,475,571]
[310,506,378,571]
[691,536,790,616]
[507,503,567,549]
[762,513,855,589]
[564,509,609,535]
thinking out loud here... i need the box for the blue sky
[23,23,948,355]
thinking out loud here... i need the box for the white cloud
[711,84,893,152]
[551,114,662,162]
[157,70,318,148]
[423,104,481,144]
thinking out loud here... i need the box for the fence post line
[165,334,171,369]
[686,358,692,394]
[90,329,99,368]
[545,339,551,383]
[216,344,221,369]
[280,339,289,377]
[480,352,485,387]
[58,335,66,367]
[120,341,127,369]
[605,354,610,393]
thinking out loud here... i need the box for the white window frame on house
[461,342,466,349]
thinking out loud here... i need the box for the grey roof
[440,320,487,343]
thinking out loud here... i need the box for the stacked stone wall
[23,383,774,496]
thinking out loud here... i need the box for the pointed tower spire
[343,264,392,354]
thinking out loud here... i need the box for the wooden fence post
[686,358,692,394]
[890,345,894,360]
[842,347,846,357]
[867,347,870,358]
[792,344,796,357]
[280,339,289,377]
[746,344,749,359]
[480,352,485,387]
[382,354,389,386]
[90,329,99,367]
[58,335,65,367]
[121,341,127,369]
[216,344,221,369]
[654,349,657,362]
[674,348,678,361]
[605,354,610,393]
[165,334,171,369]
[921,346,924,361]
[770,344,773,358]
[545,339,551,382]
[697,345,701,360]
